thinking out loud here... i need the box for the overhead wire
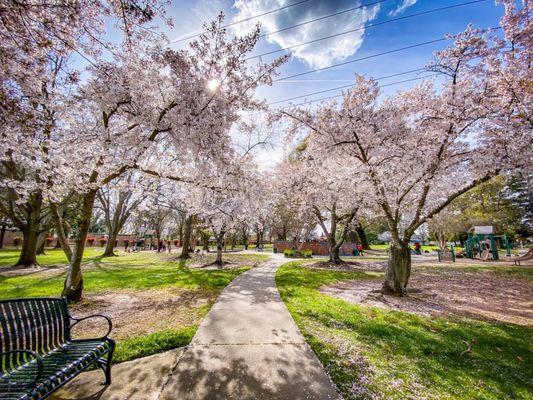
[167,0,313,45]
[247,0,488,61]
[258,0,392,39]
[268,68,426,105]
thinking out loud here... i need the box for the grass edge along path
[0,251,262,364]
[275,261,533,400]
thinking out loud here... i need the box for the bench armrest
[0,349,43,389]
[69,314,113,339]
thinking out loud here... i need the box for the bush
[284,249,295,257]
[284,249,312,258]
[13,237,21,247]
[87,237,95,246]
[302,250,313,258]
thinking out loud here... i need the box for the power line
[274,24,501,82]
[272,74,438,110]
[259,0,392,39]
[275,38,448,82]
[269,68,427,105]
[168,0,313,45]
[247,0,488,61]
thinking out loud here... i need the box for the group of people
[123,238,173,253]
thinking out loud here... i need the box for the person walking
[158,239,164,253]
[356,243,364,256]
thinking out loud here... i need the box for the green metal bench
[0,298,115,399]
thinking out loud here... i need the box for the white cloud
[389,0,418,16]
[231,0,380,69]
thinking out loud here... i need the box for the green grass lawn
[0,249,264,363]
[276,262,533,400]
[0,247,105,268]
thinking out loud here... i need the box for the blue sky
[160,0,504,106]
[101,0,507,167]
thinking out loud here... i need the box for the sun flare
[206,79,220,92]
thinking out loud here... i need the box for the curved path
[158,252,340,400]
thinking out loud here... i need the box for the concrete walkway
[52,253,340,400]
[159,253,340,400]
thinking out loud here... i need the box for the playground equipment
[513,247,533,266]
[437,245,456,262]
[464,226,511,261]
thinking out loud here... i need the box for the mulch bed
[320,265,533,326]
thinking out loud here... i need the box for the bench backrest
[0,298,69,371]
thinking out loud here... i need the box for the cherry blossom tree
[46,14,285,301]
[273,144,364,263]
[0,1,168,269]
[96,172,155,256]
[278,2,530,294]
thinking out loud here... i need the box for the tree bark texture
[179,215,193,260]
[62,190,97,302]
[382,240,411,296]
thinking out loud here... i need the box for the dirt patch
[69,287,216,340]
[0,264,68,277]
[321,267,533,326]
[306,260,387,273]
[166,252,261,270]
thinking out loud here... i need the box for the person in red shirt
[357,243,364,256]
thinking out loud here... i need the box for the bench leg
[104,340,115,385]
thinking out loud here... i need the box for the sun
[206,79,220,92]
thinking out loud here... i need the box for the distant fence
[273,241,356,256]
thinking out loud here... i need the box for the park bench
[0,298,115,400]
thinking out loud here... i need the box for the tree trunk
[328,244,342,264]
[36,232,46,255]
[202,233,209,251]
[0,225,5,249]
[257,229,264,248]
[215,234,224,266]
[51,203,73,261]
[356,225,370,250]
[15,228,39,268]
[242,226,248,250]
[179,215,193,260]
[178,220,183,247]
[13,193,44,268]
[62,190,97,302]
[382,241,411,296]
[348,230,358,244]
[103,229,119,257]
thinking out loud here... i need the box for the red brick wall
[274,241,356,256]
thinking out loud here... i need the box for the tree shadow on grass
[280,267,533,399]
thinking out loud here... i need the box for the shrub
[284,249,295,257]
[87,237,95,246]
[13,237,21,247]
[99,238,107,247]
[302,250,313,258]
